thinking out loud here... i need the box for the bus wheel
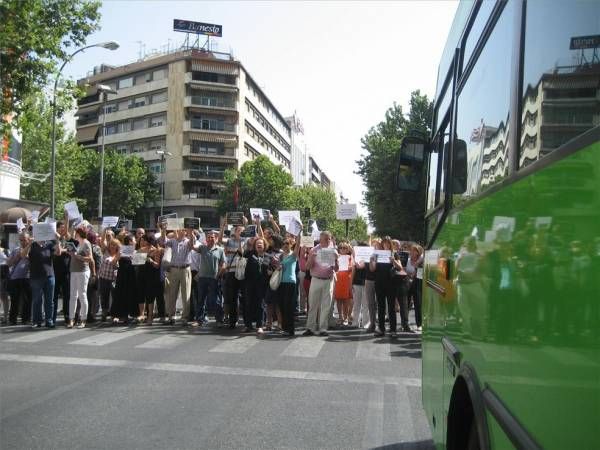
[467,420,480,450]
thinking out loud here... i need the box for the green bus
[397,1,599,449]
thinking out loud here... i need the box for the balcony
[184,73,238,92]
[182,168,227,181]
[184,120,237,134]
[184,95,237,112]
[101,125,167,146]
[101,102,168,123]
[182,145,236,161]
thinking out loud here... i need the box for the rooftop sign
[569,35,600,50]
[173,19,222,37]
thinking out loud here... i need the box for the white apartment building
[75,48,292,228]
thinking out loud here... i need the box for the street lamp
[50,41,119,218]
[97,84,118,219]
[156,150,172,216]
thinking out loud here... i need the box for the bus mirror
[396,134,427,192]
[452,139,467,194]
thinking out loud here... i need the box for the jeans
[8,278,32,324]
[53,272,70,323]
[195,277,218,322]
[31,276,55,325]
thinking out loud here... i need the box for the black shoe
[374,331,384,337]
[366,326,375,333]
[302,329,314,336]
[390,332,398,338]
[319,331,328,337]
[402,326,413,333]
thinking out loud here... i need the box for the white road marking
[0,353,421,387]
[4,329,74,343]
[69,329,147,346]
[281,337,326,358]
[395,383,418,443]
[362,384,385,449]
[209,336,258,354]
[355,337,392,362]
[136,333,194,349]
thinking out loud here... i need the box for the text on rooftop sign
[173,19,223,37]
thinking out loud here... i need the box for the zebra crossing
[0,325,409,363]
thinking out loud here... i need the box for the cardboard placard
[120,245,135,257]
[300,235,315,248]
[338,255,350,271]
[354,246,374,263]
[183,217,201,230]
[250,208,270,221]
[166,218,184,230]
[286,217,303,236]
[102,216,119,229]
[32,222,57,242]
[373,249,392,263]
[116,218,132,230]
[226,212,245,226]
[132,252,148,265]
[31,211,40,224]
[317,248,336,267]
[64,201,80,220]
[240,224,257,238]
[278,210,301,228]
[158,213,177,225]
[336,203,357,220]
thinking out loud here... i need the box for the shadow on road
[371,439,435,450]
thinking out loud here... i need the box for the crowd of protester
[0,212,424,338]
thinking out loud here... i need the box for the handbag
[234,255,247,281]
[269,268,282,291]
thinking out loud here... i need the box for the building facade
[75,48,292,228]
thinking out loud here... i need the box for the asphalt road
[0,313,433,450]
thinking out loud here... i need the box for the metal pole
[98,92,107,218]
[345,219,349,238]
[160,153,165,216]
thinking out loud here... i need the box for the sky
[62,0,459,220]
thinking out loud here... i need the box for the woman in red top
[334,242,354,326]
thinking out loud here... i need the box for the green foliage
[72,150,159,219]
[219,157,368,241]
[0,0,101,133]
[356,90,433,242]
[19,90,158,220]
[218,155,293,214]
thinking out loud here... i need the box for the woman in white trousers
[67,228,92,329]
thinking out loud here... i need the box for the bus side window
[452,139,468,194]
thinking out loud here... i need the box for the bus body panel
[422,140,600,449]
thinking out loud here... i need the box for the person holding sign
[6,233,33,325]
[369,236,397,338]
[159,221,196,325]
[26,231,62,328]
[66,228,93,329]
[219,215,247,329]
[351,242,371,329]
[138,234,164,325]
[192,231,225,327]
[243,237,270,334]
[405,244,424,332]
[276,228,303,336]
[304,231,339,336]
[334,242,354,327]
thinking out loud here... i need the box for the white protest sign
[32,222,57,242]
[336,203,357,220]
[416,268,424,279]
[373,249,392,263]
[45,217,56,224]
[102,216,119,229]
[278,210,301,228]
[64,201,80,220]
[317,248,336,267]
[166,218,184,230]
[354,246,374,263]
[286,217,303,236]
[338,255,350,271]
[132,252,148,266]
[250,208,268,220]
[492,216,516,233]
[300,235,315,248]
[120,245,135,257]
[16,218,25,232]
[31,211,40,224]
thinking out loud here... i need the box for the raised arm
[269,213,280,234]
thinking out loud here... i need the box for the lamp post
[97,84,118,219]
[156,150,172,216]
[50,41,119,218]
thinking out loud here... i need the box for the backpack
[234,255,247,281]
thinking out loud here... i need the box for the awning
[186,155,236,164]
[192,60,239,76]
[188,133,237,144]
[188,83,238,93]
[76,125,99,143]
[187,105,238,116]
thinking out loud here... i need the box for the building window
[191,141,225,155]
[150,114,165,127]
[149,162,163,174]
[133,118,147,130]
[153,68,167,81]
[134,73,147,86]
[131,142,147,153]
[133,97,146,108]
[151,91,168,104]
[115,144,129,154]
[150,140,166,151]
[118,77,133,89]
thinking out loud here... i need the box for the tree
[356,90,433,242]
[0,0,101,133]
[19,89,89,212]
[72,150,159,219]
[217,155,293,215]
